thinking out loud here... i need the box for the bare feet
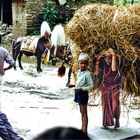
[114,118,120,129]
[114,124,120,129]
[101,126,108,130]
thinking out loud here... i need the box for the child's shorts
[74,90,88,105]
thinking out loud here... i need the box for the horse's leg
[49,45,57,66]
[12,40,22,70]
[36,54,42,72]
[66,67,73,87]
[12,42,18,70]
[0,35,2,44]
[13,52,18,70]
[18,52,23,70]
[66,62,75,88]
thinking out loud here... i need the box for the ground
[1,63,140,140]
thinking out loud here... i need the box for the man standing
[0,47,23,140]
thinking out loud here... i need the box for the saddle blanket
[21,36,40,52]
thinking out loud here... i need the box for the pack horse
[49,24,71,66]
[12,22,71,73]
[12,21,51,72]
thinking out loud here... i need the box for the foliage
[135,117,140,123]
[114,0,140,6]
[31,31,40,35]
[43,1,79,30]
[43,1,70,30]
[114,0,127,5]
[21,56,36,64]
[43,4,59,30]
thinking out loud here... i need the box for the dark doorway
[0,0,12,26]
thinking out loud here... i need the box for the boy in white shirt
[74,52,93,133]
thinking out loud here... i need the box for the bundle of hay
[65,3,140,96]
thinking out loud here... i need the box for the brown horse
[12,32,51,72]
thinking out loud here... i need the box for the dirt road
[1,63,140,140]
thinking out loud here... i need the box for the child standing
[74,52,93,133]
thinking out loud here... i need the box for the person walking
[94,48,121,129]
[0,46,23,140]
[73,52,93,133]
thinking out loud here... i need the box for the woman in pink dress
[94,48,121,129]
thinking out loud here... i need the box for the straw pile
[65,3,140,96]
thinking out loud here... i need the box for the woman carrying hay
[94,48,121,129]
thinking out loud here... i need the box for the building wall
[12,0,45,37]
[12,0,113,37]
[25,0,44,35]
[12,0,26,36]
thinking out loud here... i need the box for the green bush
[43,4,60,30]
[135,117,140,123]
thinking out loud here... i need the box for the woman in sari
[94,48,121,129]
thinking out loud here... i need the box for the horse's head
[48,44,72,66]
[44,31,50,40]
[57,45,72,77]
[48,24,66,66]
[62,45,72,64]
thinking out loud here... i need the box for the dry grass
[65,3,140,96]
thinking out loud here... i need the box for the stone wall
[12,0,45,37]
[12,0,26,36]
[25,0,44,35]
[12,0,113,37]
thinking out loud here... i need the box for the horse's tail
[57,62,66,77]
[12,39,16,59]
[12,38,21,59]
